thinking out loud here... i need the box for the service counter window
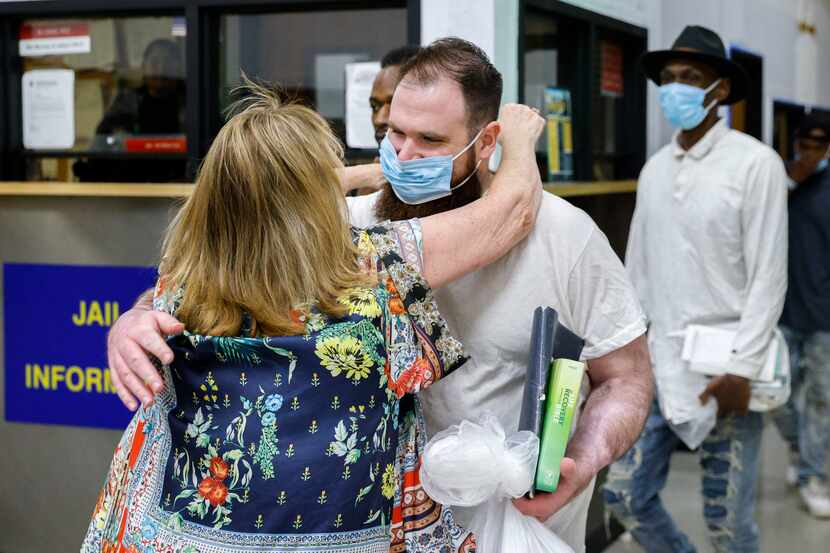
[523,9,586,181]
[521,1,647,183]
[15,16,189,182]
[217,6,408,163]
[592,29,647,180]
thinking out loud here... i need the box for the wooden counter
[543,180,637,197]
[0,180,637,199]
[0,182,193,198]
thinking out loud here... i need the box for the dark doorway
[729,47,763,140]
[773,100,807,161]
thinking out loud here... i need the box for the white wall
[420,0,519,103]
[559,0,651,27]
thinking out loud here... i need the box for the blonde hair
[160,79,368,336]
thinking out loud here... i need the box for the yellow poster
[547,116,560,174]
[543,87,573,181]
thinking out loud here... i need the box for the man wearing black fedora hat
[603,25,788,553]
[772,112,830,519]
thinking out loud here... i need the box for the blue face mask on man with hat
[641,25,748,132]
[659,79,721,130]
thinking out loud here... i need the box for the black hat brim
[640,50,749,105]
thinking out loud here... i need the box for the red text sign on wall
[600,40,624,97]
[124,137,188,154]
[19,22,91,57]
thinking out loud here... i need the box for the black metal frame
[729,46,764,141]
[0,16,20,179]
[0,0,419,180]
[773,98,807,162]
[518,0,647,181]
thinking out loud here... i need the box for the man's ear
[714,77,731,104]
[477,120,501,160]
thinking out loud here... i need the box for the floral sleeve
[151,274,182,317]
[357,220,468,398]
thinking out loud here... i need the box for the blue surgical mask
[380,129,484,205]
[796,152,830,175]
[659,79,721,130]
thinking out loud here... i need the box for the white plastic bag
[421,415,574,553]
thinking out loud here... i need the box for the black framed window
[522,8,587,181]
[0,1,419,182]
[520,0,647,182]
[217,7,407,163]
[12,15,189,182]
[592,27,647,180]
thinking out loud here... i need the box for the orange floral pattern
[209,457,229,481]
[198,477,229,507]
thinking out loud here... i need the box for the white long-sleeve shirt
[627,119,788,447]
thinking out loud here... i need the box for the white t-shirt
[347,191,646,552]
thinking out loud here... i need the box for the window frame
[772,99,807,163]
[518,0,647,182]
[0,0,420,181]
[728,46,764,141]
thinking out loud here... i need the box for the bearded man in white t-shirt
[105,38,652,553]
[352,38,652,550]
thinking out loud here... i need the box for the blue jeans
[772,326,830,484]
[602,401,763,553]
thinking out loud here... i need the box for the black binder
[518,307,584,494]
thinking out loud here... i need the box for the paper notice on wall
[171,17,187,37]
[19,22,91,57]
[345,61,381,149]
[22,69,75,150]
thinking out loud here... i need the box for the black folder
[518,307,584,493]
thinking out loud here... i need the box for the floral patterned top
[81,221,477,553]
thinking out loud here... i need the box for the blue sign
[4,263,157,429]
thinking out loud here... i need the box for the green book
[535,358,585,492]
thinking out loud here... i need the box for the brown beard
[374,157,483,221]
